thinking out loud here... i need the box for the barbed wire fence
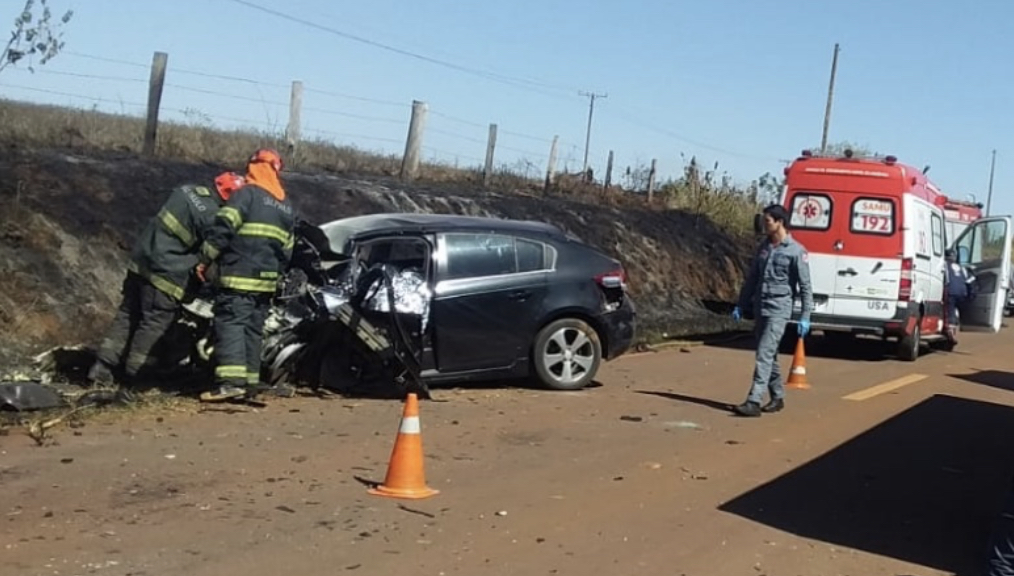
[0,50,618,192]
[0,49,786,207]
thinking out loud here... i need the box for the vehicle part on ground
[0,382,66,411]
[533,318,602,390]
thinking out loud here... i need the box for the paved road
[4,327,1014,576]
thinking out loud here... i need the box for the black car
[314,213,637,390]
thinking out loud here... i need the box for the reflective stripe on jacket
[199,183,295,294]
[130,184,223,300]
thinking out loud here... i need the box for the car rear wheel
[533,318,602,390]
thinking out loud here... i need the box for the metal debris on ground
[0,382,66,411]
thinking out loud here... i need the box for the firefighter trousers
[95,272,180,379]
[212,290,271,387]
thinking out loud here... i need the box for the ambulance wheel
[897,322,921,362]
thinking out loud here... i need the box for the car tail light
[898,258,913,301]
[595,267,627,290]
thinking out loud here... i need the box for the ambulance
[774,149,1011,361]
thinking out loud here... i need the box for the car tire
[533,318,602,390]
[897,319,921,362]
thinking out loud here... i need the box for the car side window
[444,233,517,280]
[516,238,546,273]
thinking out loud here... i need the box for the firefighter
[88,171,247,386]
[731,204,813,417]
[197,148,295,402]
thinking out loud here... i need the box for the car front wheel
[533,318,602,390]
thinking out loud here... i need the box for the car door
[952,216,1013,332]
[429,232,548,373]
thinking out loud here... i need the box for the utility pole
[579,90,607,180]
[820,43,840,154]
[987,149,997,216]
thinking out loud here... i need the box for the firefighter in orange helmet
[197,149,296,402]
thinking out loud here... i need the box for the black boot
[733,401,762,417]
[762,398,785,413]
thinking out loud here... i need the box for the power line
[222,0,584,100]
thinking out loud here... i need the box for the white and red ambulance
[777,149,1011,360]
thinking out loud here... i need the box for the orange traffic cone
[368,393,439,500]
[786,337,811,390]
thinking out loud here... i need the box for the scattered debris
[26,405,90,445]
[397,504,435,519]
[275,505,296,514]
[495,510,508,517]
[666,420,703,430]
[619,415,643,423]
[0,382,65,411]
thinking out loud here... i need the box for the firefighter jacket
[199,183,295,293]
[129,184,223,301]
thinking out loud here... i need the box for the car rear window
[788,193,832,230]
[850,197,895,236]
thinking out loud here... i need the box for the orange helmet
[214,171,246,200]
[248,148,283,173]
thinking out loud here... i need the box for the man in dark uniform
[731,204,813,417]
[944,247,976,345]
[197,149,295,402]
[88,171,246,385]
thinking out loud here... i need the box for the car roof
[319,212,569,249]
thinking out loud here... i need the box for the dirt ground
[4,327,1014,576]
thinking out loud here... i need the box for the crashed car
[260,213,636,393]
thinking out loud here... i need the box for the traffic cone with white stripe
[368,393,439,499]
[786,337,811,390]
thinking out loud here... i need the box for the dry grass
[0,98,763,236]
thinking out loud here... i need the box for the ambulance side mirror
[957,245,971,265]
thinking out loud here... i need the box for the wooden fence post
[483,123,497,187]
[400,100,428,181]
[142,51,168,156]
[544,135,559,194]
[647,158,658,202]
[285,80,303,156]
[604,150,614,189]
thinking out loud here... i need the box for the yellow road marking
[842,373,928,401]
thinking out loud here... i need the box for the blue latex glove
[798,319,811,337]
[732,306,742,322]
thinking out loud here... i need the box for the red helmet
[249,148,283,173]
[214,171,245,200]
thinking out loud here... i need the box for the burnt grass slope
[0,144,753,367]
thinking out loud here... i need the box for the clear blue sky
[3,0,1013,215]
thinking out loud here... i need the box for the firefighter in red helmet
[88,171,246,386]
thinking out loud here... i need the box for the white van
[776,150,1012,360]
